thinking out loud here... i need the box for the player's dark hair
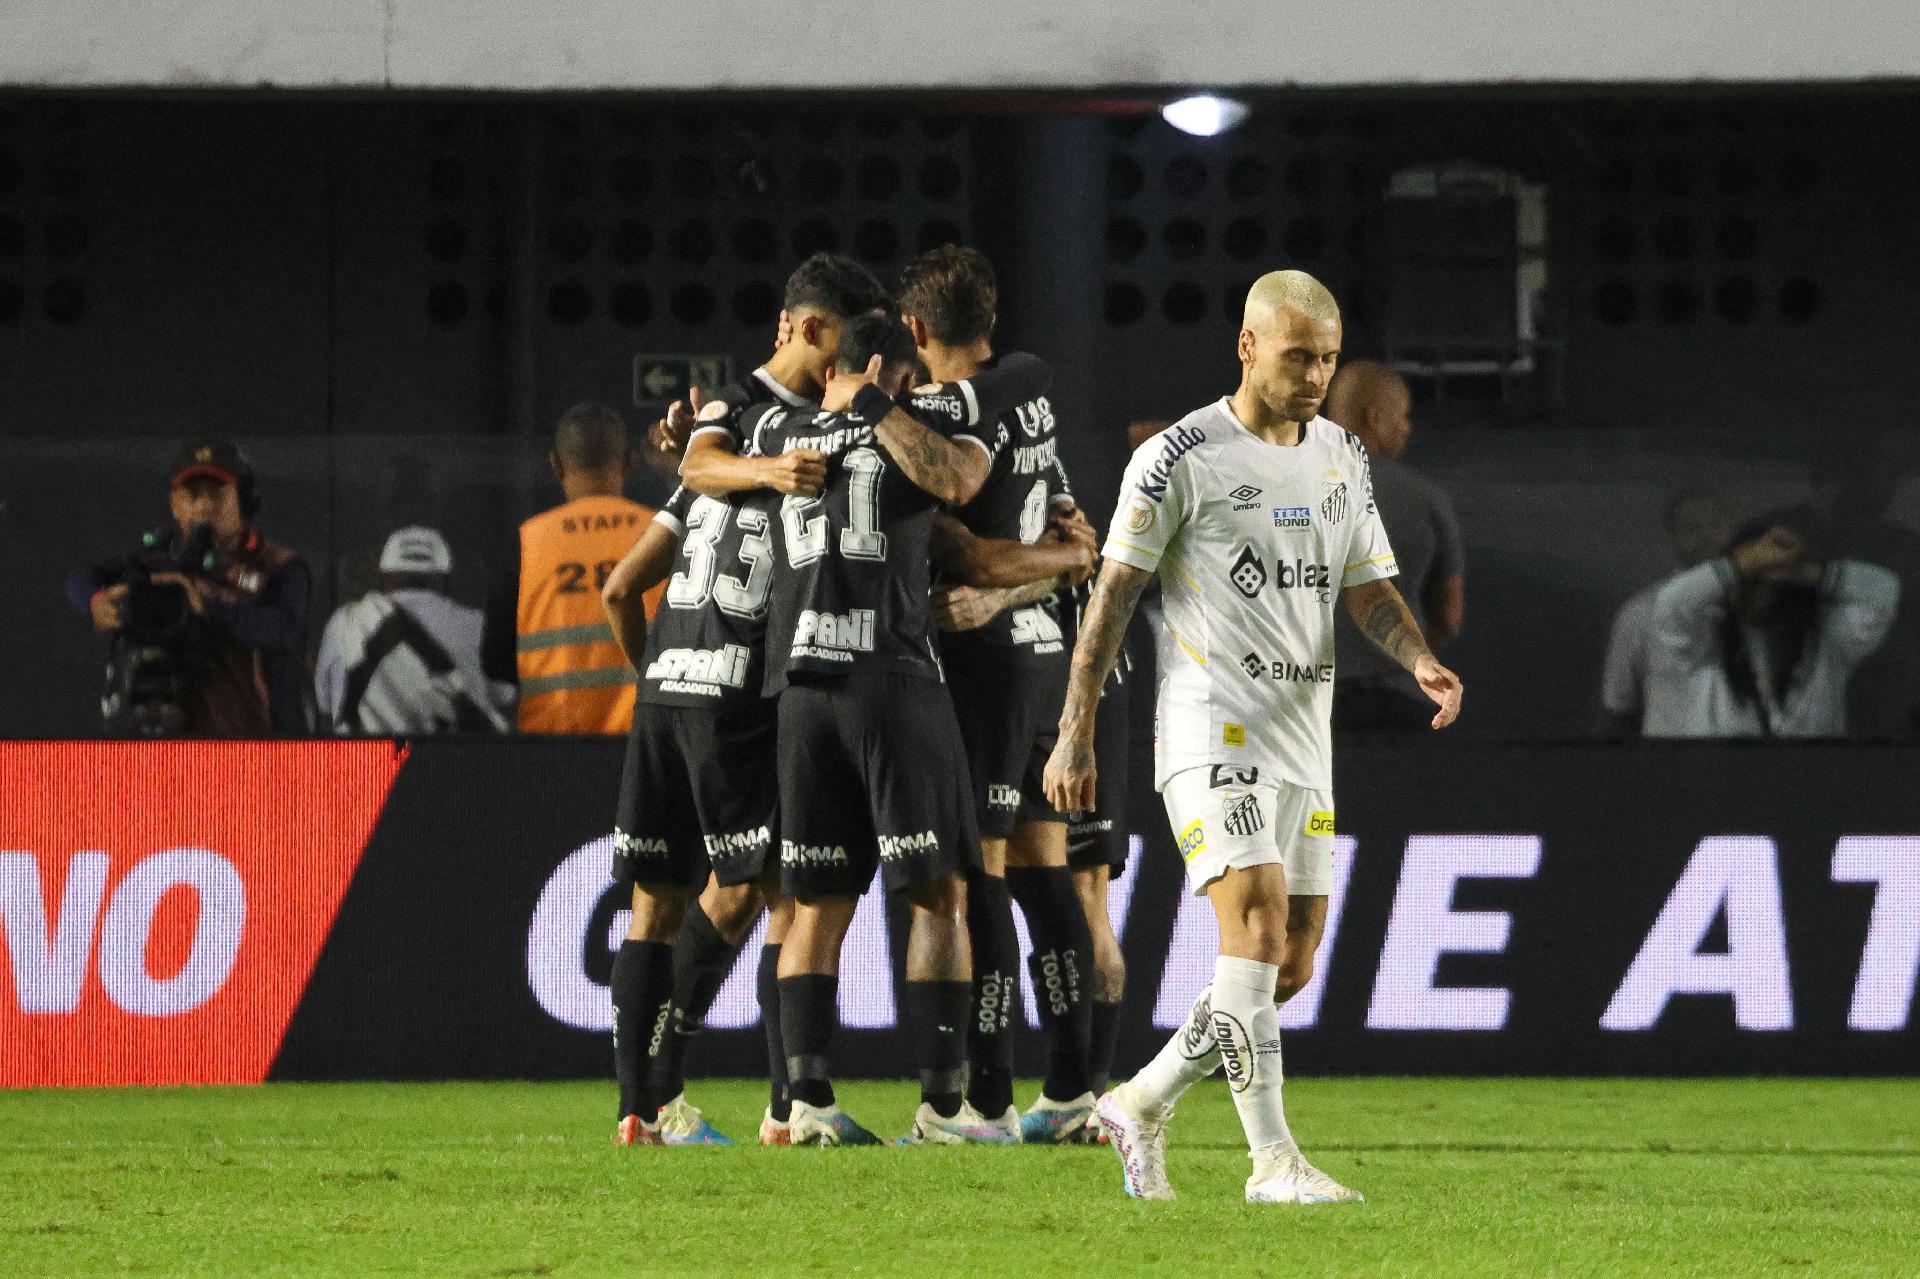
[897,245,997,345]
[784,252,893,318]
[553,402,630,470]
[833,312,919,379]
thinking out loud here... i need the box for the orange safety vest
[515,495,663,734]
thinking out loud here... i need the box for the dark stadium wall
[6,91,1920,740]
[8,740,1916,1087]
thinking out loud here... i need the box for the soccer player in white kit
[1043,270,1463,1203]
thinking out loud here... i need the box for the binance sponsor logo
[877,830,940,862]
[1222,723,1246,747]
[1303,810,1336,837]
[1178,819,1207,862]
[1242,655,1335,684]
[781,840,849,866]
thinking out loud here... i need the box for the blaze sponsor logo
[1124,498,1156,534]
[1229,545,1267,598]
[877,831,940,862]
[1224,794,1265,837]
[1229,484,1263,511]
[1304,810,1336,837]
[1178,819,1207,861]
[1273,506,1311,529]
[645,644,750,690]
[1321,480,1350,524]
[781,840,849,866]
[1222,723,1246,747]
[703,826,772,860]
[1273,559,1332,590]
[1211,1008,1255,1092]
[1134,424,1207,502]
[793,608,875,660]
[987,784,1023,812]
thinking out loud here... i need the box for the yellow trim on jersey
[1346,553,1397,571]
[1107,537,1160,558]
[1172,628,1208,667]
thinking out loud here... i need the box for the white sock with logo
[1210,954,1294,1154]
[1128,984,1221,1113]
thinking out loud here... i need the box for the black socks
[906,978,970,1119]
[1089,998,1124,1098]
[610,938,674,1120]
[778,972,838,1109]
[647,902,742,1107]
[758,942,790,1122]
[1007,866,1095,1101]
[963,871,1020,1118]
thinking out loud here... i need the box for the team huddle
[597,249,1463,1203]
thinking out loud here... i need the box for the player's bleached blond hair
[1241,270,1340,331]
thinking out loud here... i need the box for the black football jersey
[635,484,782,708]
[1063,576,1133,695]
[947,353,1075,661]
[686,366,815,455]
[755,355,1051,693]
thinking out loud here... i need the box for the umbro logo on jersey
[1135,424,1207,502]
[1224,794,1265,837]
[1273,506,1311,529]
[793,608,875,659]
[1229,484,1263,511]
[1321,481,1350,524]
[877,831,940,861]
[1229,545,1267,598]
[645,644,750,689]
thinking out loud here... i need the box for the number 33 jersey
[635,483,782,709]
[748,387,1003,694]
[1103,400,1398,792]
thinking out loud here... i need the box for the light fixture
[1160,94,1250,138]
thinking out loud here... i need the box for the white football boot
[897,1100,1021,1145]
[1094,1082,1175,1200]
[785,1099,881,1147]
[1245,1145,1365,1204]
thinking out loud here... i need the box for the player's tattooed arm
[871,403,991,506]
[1342,577,1465,729]
[601,520,682,670]
[929,512,1094,590]
[1044,559,1153,812]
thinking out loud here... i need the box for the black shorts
[943,638,1069,838]
[777,673,981,899]
[613,698,778,889]
[1067,673,1130,872]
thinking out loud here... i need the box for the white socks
[1129,983,1222,1112]
[1211,954,1293,1152]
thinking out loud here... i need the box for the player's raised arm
[929,511,1093,590]
[1043,557,1153,813]
[679,402,827,500]
[1341,576,1463,729]
[845,372,992,507]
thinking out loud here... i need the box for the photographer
[67,440,311,737]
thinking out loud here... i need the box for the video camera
[100,524,220,735]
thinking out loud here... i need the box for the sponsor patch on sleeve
[1303,810,1336,837]
[1124,498,1157,534]
[1178,819,1207,861]
[1222,723,1246,747]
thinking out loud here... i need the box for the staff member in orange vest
[484,403,664,733]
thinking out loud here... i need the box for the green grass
[2,1079,1916,1277]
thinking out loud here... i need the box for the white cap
[379,526,452,575]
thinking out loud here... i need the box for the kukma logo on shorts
[614,830,669,857]
[877,831,940,862]
[781,840,848,866]
[987,784,1022,811]
[703,826,771,859]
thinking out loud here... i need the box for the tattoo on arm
[999,576,1061,609]
[1059,561,1151,740]
[876,407,984,504]
[1349,579,1430,673]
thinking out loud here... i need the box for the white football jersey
[1104,399,1398,791]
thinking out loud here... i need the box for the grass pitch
[2,1078,1915,1277]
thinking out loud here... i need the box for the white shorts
[1161,765,1335,897]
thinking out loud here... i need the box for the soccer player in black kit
[600,253,890,1146]
[899,247,1107,1142]
[753,313,1065,1145]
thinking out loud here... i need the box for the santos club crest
[1320,480,1349,525]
